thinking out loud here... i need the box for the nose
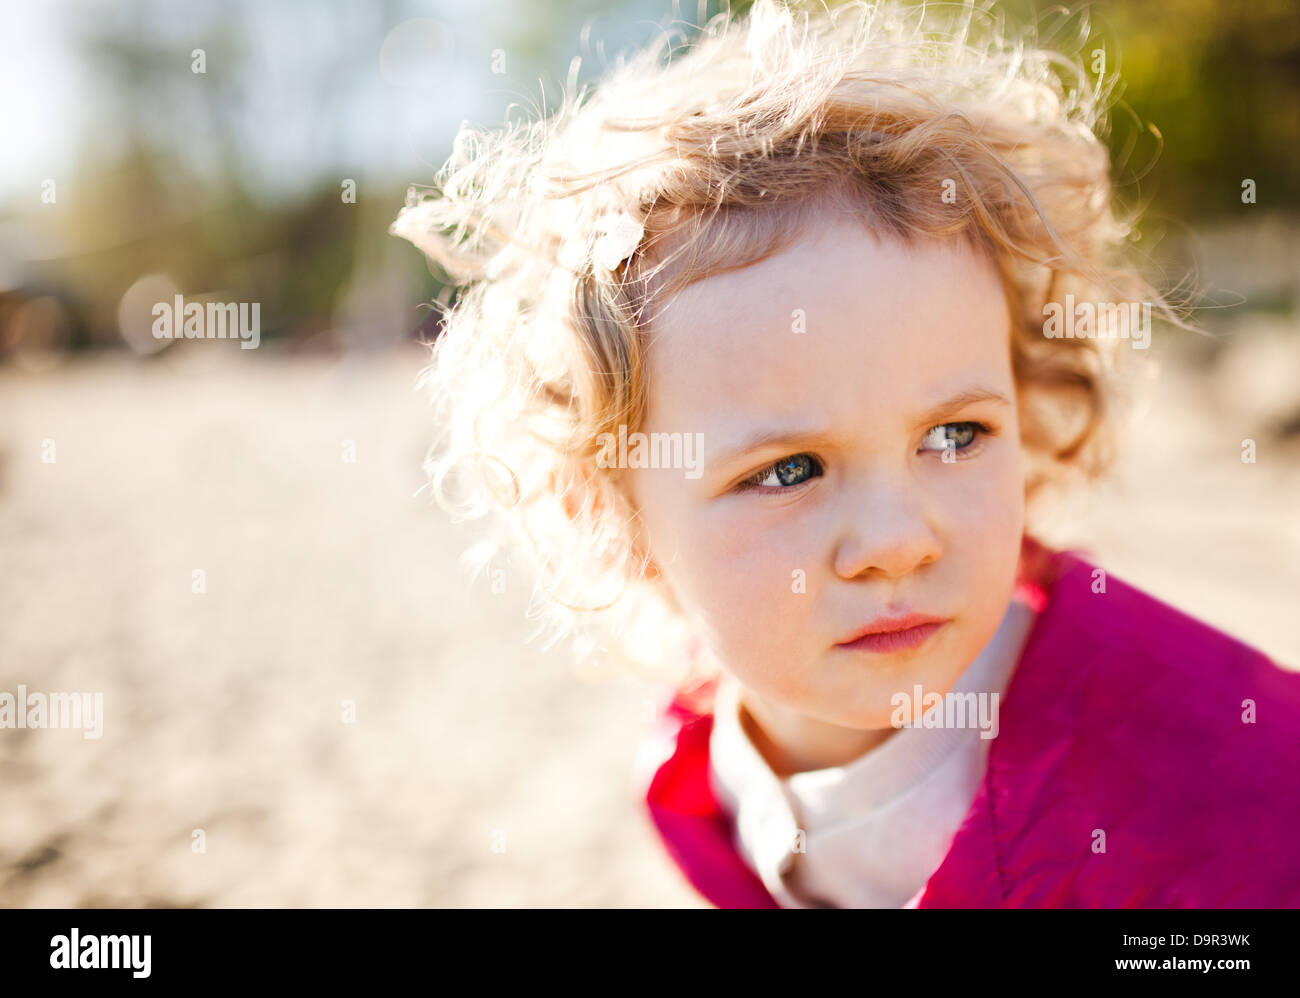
[832,471,942,580]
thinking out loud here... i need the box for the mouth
[835,613,950,654]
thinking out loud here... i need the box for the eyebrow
[709,386,1013,470]
[912,387,1013,430]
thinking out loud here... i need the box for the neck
[735,688,899,778]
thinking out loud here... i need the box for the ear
[554,461,663,581]
[638,545,663,581]
[554,460,603,524]
[613,473,662,581]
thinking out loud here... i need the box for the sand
[1,326,1296,907]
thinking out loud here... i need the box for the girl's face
[621,214,1026,731]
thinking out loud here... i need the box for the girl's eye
[734,422,992,493]
[918,421,989,455]
[736,453,823,492]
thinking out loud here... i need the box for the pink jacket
[638,536,1300,908]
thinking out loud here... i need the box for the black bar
[0,908,1293,984]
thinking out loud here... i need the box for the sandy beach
[1,326,1297,907]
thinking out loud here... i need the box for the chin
[818,654,973,729]
[805,692,907,732]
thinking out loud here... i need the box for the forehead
[641,216,1012,431]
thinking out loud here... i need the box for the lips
[836,613,950,654]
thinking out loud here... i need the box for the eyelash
[733,421,994,493]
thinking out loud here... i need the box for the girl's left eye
[918,421,989,455]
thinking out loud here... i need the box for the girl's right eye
[735,453,824,492]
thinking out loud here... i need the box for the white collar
[708,595,1036,905]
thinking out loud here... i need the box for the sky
[0,0,678,206]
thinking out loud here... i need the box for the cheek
[660,508,815,678]
[984,434,1027,540]
[942,439,1026,619]
[933,436,1024,536]
[686,511,808,617]
[634,482,786,604]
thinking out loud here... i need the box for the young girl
[391,0,1300,907]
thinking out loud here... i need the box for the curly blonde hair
[391,0,1182,683]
